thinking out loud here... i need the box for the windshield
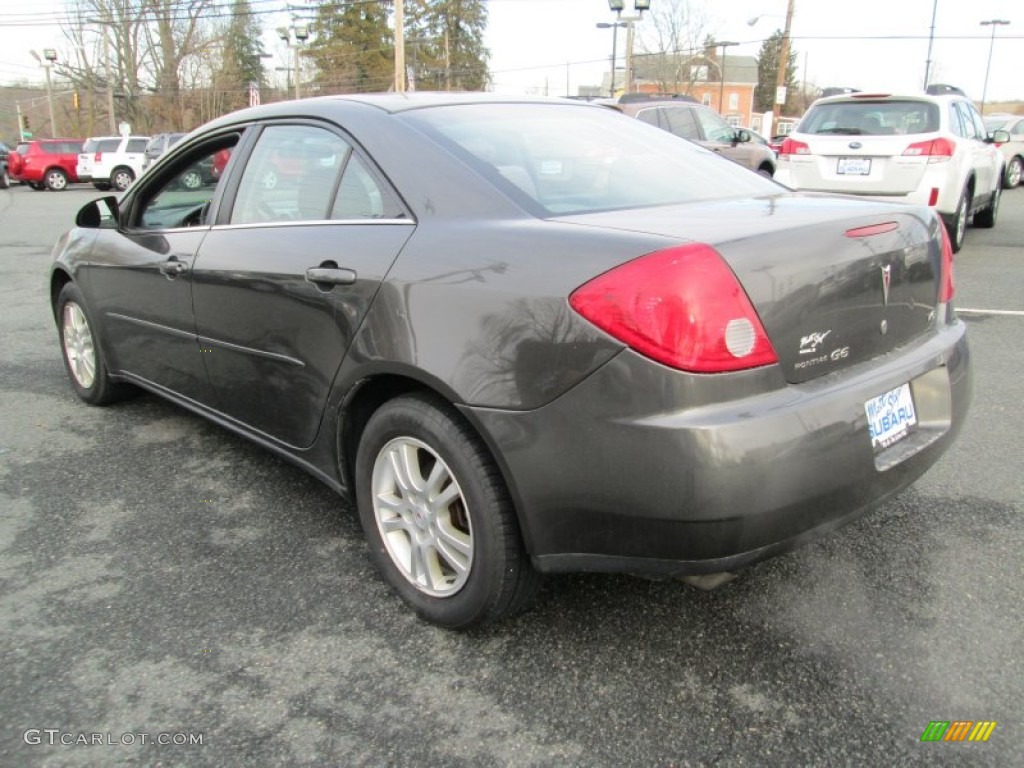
[983,117,1011,131]
[403,103,777,216]
[799,100,940,136]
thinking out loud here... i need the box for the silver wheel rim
[991,186,1000,218]
[62,302,96,389]
[48,171,66,190]
[1009,159,1022,188]
[114,171,132,190]
[183,171,202,189]
[371,437,473,597]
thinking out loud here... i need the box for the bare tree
[634,0,711,94]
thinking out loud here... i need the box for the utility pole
[774,0,796,113]
[394,0,406,92]
[103,26,116,133]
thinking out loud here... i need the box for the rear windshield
[983,117,1011,132]
[83,138,121,153]
[798,100,941,136]
[403,103,777,216]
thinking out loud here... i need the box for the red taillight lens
[94,152,102,162]
[938,222,955,303]
[569,244,778,373]
[779,138,810,156]
[903,138,955,161]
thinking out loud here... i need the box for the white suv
[77,135,150,192]
[774,92,1008,252]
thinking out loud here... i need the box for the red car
[8,139,85,191]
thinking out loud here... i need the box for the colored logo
[920,721,997,742]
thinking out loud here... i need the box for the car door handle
[159,258,189,276]
[305,267,356,286]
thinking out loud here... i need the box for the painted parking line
[957,308,1024,317]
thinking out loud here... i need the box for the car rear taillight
[569,244,778,373]
[94,152,102,162]
[938,222,955,303]
[902,138,955,162]
[778,138,810,156]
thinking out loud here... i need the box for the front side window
[231,125,350,224]
[694,107,735,142]
[661,107,700,140]
[135,135,240,230]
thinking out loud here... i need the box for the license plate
[865,383,917,451]
[838,157,871,175]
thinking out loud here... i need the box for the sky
[0,0,1020,110]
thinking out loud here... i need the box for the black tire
[974,184,1000,229]
[1004,156,1022,189]
[757,165,775,178]
[943,187,970,254]
[111,167,135,192]
[355,393,541,628]
[56,283,131,406]
[29,181,46,191]
[0,166,9,189]
[93,182,112,191]
[45,168,69,191]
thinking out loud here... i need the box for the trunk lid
[556,194,943,383]
[785,133,934,195]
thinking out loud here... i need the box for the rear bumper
[465,320,970,576]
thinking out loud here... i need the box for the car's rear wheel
[93,182,112,191]
[45,168,68,191]
[56,283,130,406]
[944,187,970,253]
[1004,157,1022,189]
[355,393,540,628]
[111,167,135,192]
[29,181,46,191]
[757,164,775,178]
[974,185,1000,229]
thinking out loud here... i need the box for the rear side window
[127,138,148,153]
[59,141,83,154]
[662,107,700,140]
[799,101,940,135]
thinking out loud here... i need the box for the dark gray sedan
[49,94,970,628]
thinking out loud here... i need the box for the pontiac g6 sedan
[50,94,970,628]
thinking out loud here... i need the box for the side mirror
[75,196,119,229]
[735,129,752,144]
[987,129,1011,144]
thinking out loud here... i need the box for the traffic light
[23,115,29,130]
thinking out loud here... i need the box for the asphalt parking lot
[1,181,1021,767]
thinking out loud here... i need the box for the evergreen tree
[305,1,394,94]
[220,0,266,110]
[408,0,489,91]
[755,30,798,114]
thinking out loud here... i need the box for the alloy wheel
[371,437,473,597]
[62,302,96,389]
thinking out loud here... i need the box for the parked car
[613,96,778,176]
[8,138,85,191]
[774,91,1008,252]
[982,114,1024,189]
[77,135,150,191]
[142,132,187,172]
[50,94,970,628]
[0,141,9,189]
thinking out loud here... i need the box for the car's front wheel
[1004,157,1022,189]
[111,167,135,192]
[56,283,130,406]
[0,166,9,189]
[355,393,540,628]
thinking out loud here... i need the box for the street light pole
[716,41,738,114]
[394,0,406,93]
[30,49,59,137]
[596,22,626,97]
[278,25,309,100]
[923,0,938,89]
[608,0,651,96]
[979,19,1010,115]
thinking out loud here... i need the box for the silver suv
[77,135,150,192]
[614,96,777,177]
